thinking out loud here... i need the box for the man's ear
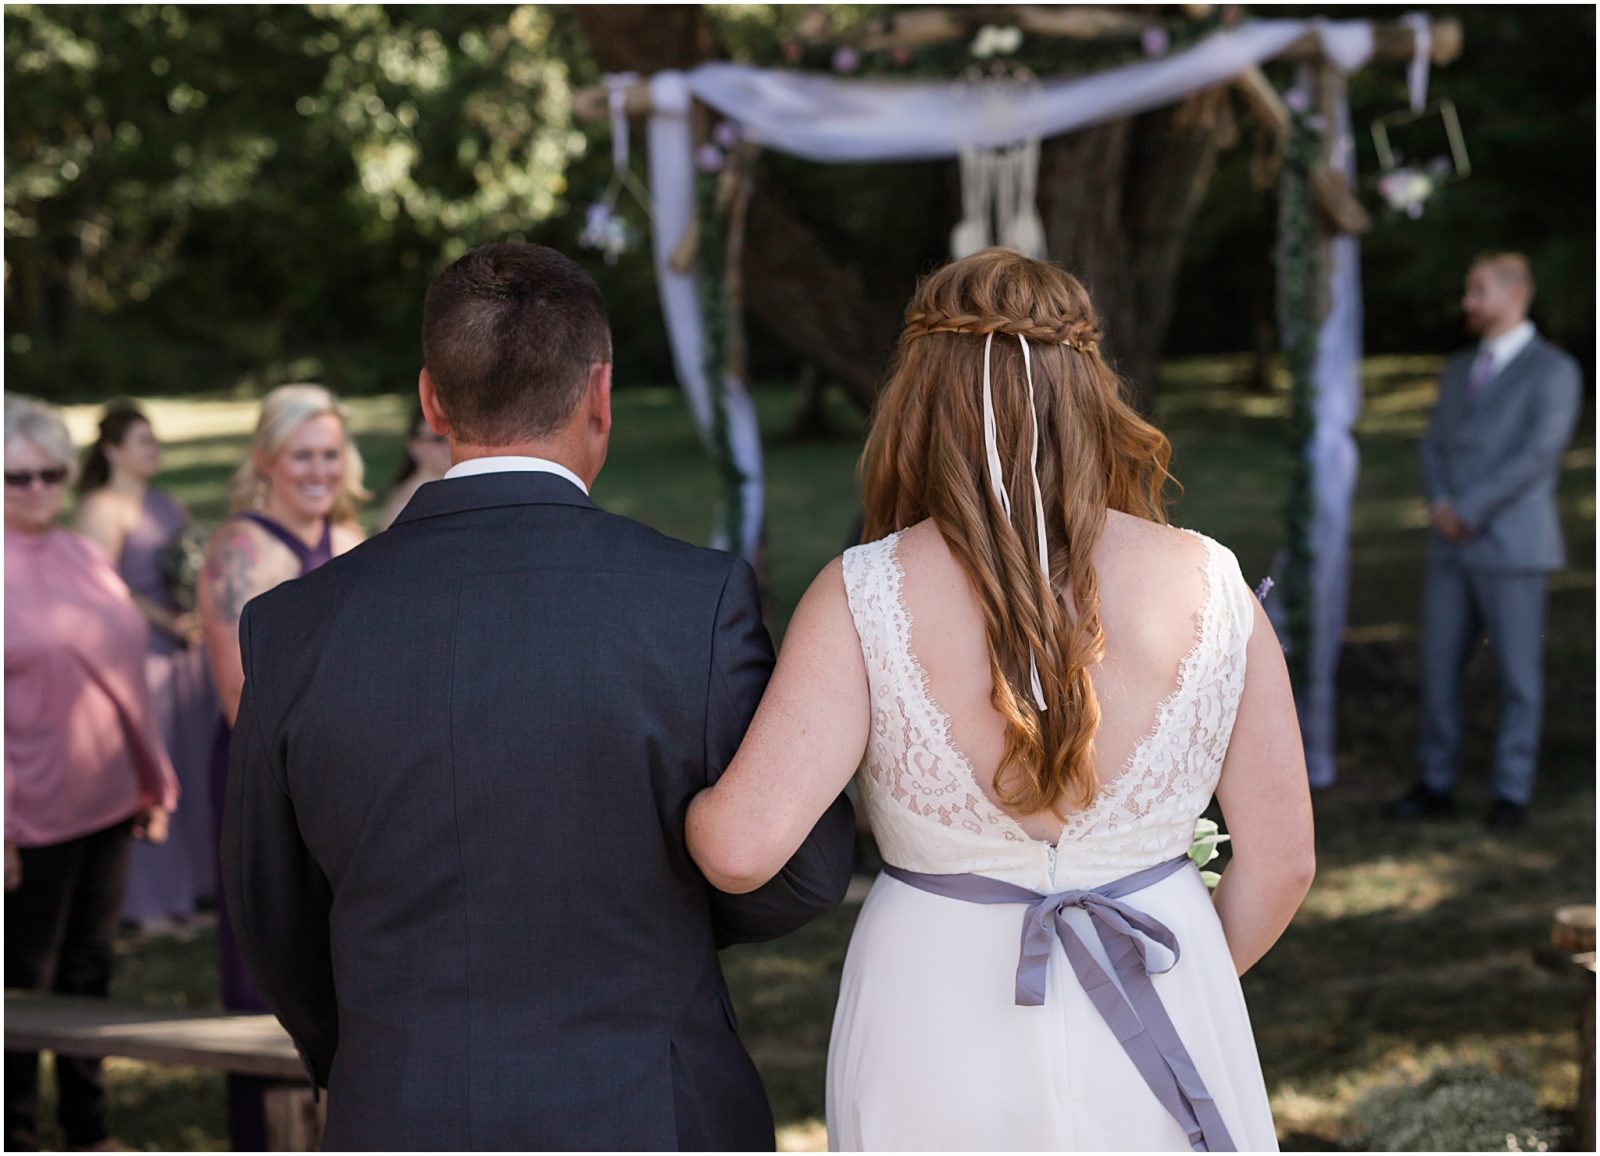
[587,363,613,436]
[419,368,451,438]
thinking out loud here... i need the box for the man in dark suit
[1386,253,1583,829]
[222,243,856,1149]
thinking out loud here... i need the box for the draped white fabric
[646,72,765,557]
[1299,74,1365,789]
[687,20,1373,162]
[644,21,1374,770]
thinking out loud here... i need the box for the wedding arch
[573,10,1461,788]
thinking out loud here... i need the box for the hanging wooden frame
[1369,98,1470,215]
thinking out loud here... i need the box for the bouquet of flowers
[162,523,209,614]
[1188,817,1231,891]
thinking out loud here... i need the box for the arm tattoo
[205,525,261,628]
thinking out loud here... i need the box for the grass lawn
[49,354,1594,1150]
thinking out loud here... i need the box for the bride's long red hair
[859,248,1178,816]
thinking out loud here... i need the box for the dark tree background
[4,5,1594,403]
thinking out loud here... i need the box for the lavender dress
[210,513,333,1152]
[117,489,219,925]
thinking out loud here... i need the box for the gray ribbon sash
[883,853,1236,1153]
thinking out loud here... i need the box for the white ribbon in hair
[981,331,1051,711]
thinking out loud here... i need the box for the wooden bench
[4,990,323,1150]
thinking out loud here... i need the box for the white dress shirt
[443,455,589,495]
[1479,319,1536,375]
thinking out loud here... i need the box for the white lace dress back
[841,526,1254,892]
[825,527,1281,1152]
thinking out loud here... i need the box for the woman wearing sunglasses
[3,394,178,1152]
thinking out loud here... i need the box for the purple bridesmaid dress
[210,512,333,1151]
[117,489,219,925]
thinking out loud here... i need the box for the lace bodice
[842,528,1256,893]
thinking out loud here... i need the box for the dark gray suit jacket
[221,471,856,1151]
[1421,333,1583,572]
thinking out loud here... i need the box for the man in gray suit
[1386,253,1582,829]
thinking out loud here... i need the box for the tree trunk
[570,5,715,72]
[1040,87,1230,415]
[1038,119,1136,378]
[743,177,904,410]
[790,362,835,440]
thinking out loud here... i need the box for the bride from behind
[687,249,1315,1152]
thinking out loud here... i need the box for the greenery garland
[1274,109,1323,694]
[714,7,1236,79]
[693,161,747,556]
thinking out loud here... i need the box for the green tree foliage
[5,4,586,397]
[3,5,1593,400]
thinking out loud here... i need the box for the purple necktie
[1467,348,1496,400]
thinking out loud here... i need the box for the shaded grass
[73,357,1593,1150]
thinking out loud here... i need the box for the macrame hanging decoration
[1370,13,1471,219]
[949,60,1048,261]
[581,72,654,263]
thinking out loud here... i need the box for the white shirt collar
[443,455,589,495]
[1480,319,1536,370]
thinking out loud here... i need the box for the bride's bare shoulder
[888,519,975,590]
[1096,510,1212,592]
[1101,508,1202,545]
[892,518,944,557]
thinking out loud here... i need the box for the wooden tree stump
[1582,954,1595,1156]
[1553,905,1596,953]
[1539,906,1596,1152]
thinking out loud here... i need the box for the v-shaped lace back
[840,531,1027,842]
[841,527,1257,891]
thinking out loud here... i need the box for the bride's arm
[1210,595,1317,976]
[689,558,870,895]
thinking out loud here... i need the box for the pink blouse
[5,526,179,846]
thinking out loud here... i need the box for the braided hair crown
[902,305,1101,353]
[896,268,1107,350]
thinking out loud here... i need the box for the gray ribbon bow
[884,853,1236,1153]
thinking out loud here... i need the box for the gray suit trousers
[1416,554,1549,804]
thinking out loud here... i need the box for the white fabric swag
[643,18,1376,787]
